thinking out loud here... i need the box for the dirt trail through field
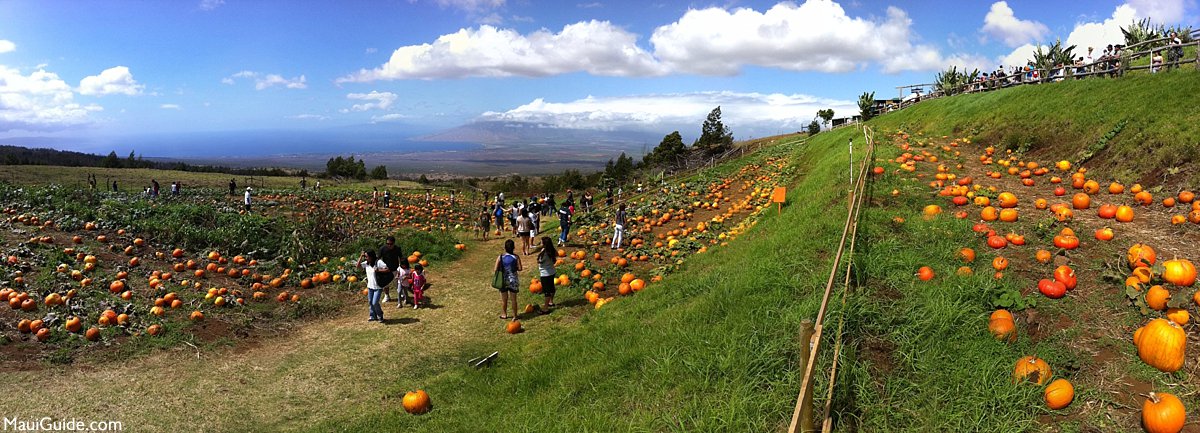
[0,235,523,432]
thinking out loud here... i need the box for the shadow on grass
[381,317,420,325]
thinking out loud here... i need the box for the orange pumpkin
[988,310,1016,342]
[1146,285,1170,311]
[1142,392,1186,433]
[402,390,432,415]
[1162,259,1197,287]
[1128,244,1157,268]
[958,248,976,263]
[1134,318,1186,373]
[1044,378,1074,410]
[1071,193,1090,209]
[1114,205,1134,222]
[505,320,522,334]
[1012,355,1051,385]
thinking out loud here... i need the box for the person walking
[529,199,541,235]
[411,264,429,309]
[516,208,533,255]
[494,240,521,320]
[243,187,252,213]
[480,205,492,240]
[536,236,557,311]
[508,201,519,236]
[151,179,160,197]
[357,250,388,322]
[557,202,572,246]
[611,203,627,250]
[395,260,413,308]
[378,235,403,302]
[494,201,506,234]
[229,178,236,195]
[112,180,118,192]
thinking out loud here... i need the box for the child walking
[411,264,429,309]
[395,260,412,308]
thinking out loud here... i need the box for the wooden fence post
[789,320,817,433]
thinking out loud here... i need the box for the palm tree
[1031,39,1076,79]
[857,92,875,121]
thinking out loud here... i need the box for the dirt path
[0,235,535,432]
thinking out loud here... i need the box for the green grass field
[3,70,1198,432]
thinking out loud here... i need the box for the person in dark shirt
[377,235,404,290]
[557,203,572,246]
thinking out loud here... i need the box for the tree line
[0,145,305,177]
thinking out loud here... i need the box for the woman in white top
[358,250,389,322]
[243,187,252,213]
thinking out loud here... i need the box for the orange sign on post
[772,187,786,214]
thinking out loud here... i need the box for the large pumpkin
[505,320,523,334]
[1044,378,1074,410]
[402,390,432,415]
[1142,392,1186,433]
[1012,355,1051,385]
[1162,259,1197,287]
[1134,318,1186,373]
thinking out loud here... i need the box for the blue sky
[0,0,1193,154]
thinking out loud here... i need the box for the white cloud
[199,0,224,11]
[343,1,980,80]
[0,65,102,131]
[222,71,306,90]
[161,104,181,110]
[1128,0,1188,23]
[650,2,956,74]
[78,66,144,96]
[982,1,1049,47]
[999,4,1140,68]
[343,91,397,112]
[578,2,603,8]
[290,114,329,121]
[371,113,410,122]
[337,21,665,81]
[477,12,505,25]
[365,47,378,54]
[434,0,504,13]
[0,40,15,54]
[478,91,858,135]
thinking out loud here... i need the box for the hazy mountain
[415,121,662,148]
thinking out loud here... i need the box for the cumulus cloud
[651,2,953,74]
[0,40,14,54]
[1128,0,1188,23]
[478,91,858,135]
[343,91,398,112]
[199,0,224,11]
[337,21,664,81]
[0,65,102,131]
[78,66,144,96]
[161,104,182,110]
[982,1,1049,47]
[342,1,974,80]
[999,3,1141,68]
[222,71,307,90]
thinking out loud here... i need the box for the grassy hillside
[307,70,1200,432]
[874,69,1200,186]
